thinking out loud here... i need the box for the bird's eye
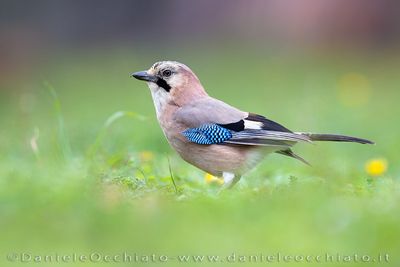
[162,69,172,77]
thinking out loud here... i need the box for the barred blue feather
[182,124,232,145]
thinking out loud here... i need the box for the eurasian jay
[132,61,373,188]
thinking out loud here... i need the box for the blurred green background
[1,1,399,266]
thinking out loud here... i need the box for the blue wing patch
[182,124,232,145]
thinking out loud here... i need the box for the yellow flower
[365,158,388,176]
[139,151,154,162]
[205,173,224,185]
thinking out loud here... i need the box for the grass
[0,46,399,266]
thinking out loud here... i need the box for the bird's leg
[222,172,235,187]
[216,172,241,194]
[220,172,241,190]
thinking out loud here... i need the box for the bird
[131,61,373,188]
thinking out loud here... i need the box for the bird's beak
[131,71,158,83]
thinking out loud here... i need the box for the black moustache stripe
[156,78,171,92]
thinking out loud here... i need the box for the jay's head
[131,61,207,107]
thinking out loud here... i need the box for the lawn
[0,46,399,266]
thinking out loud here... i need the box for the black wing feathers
[217,120,245,132]
[246,113,292,133]
[218,113,292,133]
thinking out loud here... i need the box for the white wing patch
[244,119,263,129]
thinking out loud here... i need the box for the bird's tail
[297,133,374,145]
